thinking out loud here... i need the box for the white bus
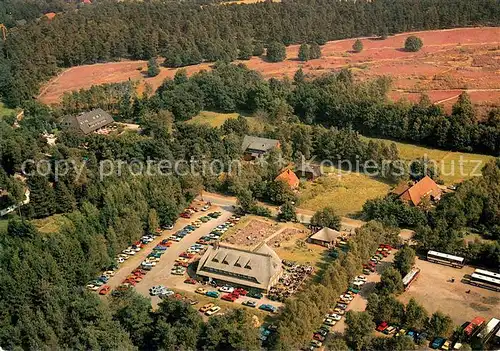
[427,250,465,268]
[402,267,420,290]
[474,269,500,280]
[477,318,500,344]
[463,273,500,292]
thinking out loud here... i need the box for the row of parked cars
[196,214,240,245]
[180,202,212,218]
[309,274,368,349]
[376,322,429,344]
[362,244,392,275]
[193,285,276,312]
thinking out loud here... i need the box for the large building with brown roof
[275,169,300,189]
[196,243,282,292]
[392,176,442,206]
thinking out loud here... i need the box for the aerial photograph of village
[0,0,499,350]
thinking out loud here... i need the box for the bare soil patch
[398,257,500,326]
[39,27,500,114]
[222,216,280,247]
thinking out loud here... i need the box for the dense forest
[1,0,500,349]
[1,0,500,107]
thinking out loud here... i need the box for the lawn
[297,170,392,216]
[186,111,266,132]
[32,214,71,234]
[0,102,16,118]
[0,219,8,234]
[363,137,494,185]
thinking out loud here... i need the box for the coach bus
[474,269,500,280]
[463,273,500,292]
[427,250,465,268]
[477,318,500,344]
[402,267,420,291]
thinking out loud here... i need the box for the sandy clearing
[38,27,500,112]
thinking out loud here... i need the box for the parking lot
[100,204,283,316]
[103,205,233,295]
[398,257,500,326]
[329,250,395,333]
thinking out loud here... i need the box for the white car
[219,286,234,293]
[123,249,136,256]
[340,294,354,301]
[326,314,342,321]
[165,224,174,230]
[142,261,157,267]
[159,290,175,298]
[86,284,99,291]
[205,306,221,316]
[116,257,125,263]
[103,270,115,277]
[117,254,129,260]
[355,275,367,282]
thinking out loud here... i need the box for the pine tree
[404,36,423,52]
[352,39,363,53]
[309,43,322,59]
[54,181,77,213]
[298,43,310,61]
[266,41,286,62]
[147,58,160,77]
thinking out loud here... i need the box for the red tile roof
[399,176,442,206]
[275,169,300,189]
[44,12,56,20]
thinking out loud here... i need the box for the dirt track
[39,27,500,113]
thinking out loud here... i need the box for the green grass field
[297,170,392,216]
[0,219,8,234]
[32,214,71,234]
[0,102,16,118]
[363,137,494,185]
[186,111,266,132]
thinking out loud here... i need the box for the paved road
[201,191,365,229]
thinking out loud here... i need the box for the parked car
[355,275,367,282]
[242,300,257,308]
[431,338,446,349]
[205,306,221,316]
[326,314,342,321]
[86,284,99,291]
[395,328,406,337]
[376,321,388,332]
[259,304,277,313]
[441,340,452,350]
[222,294,238,302]
[323,318,336,326]
[175,257,189,264]
[206,291,220,298]
[384,326,397,335]
[310,340,322,348]
[234,288,248,295]
[333,308,345,315]
[199,303,214,313]
[247,291,263,299]
[219,286,234,293]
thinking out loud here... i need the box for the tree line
[1,0,500,106]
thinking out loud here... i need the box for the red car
[234,288,248,296]
[222,294,237,302]
[175,262,189,267]
[123,279,137,286]
[180,212,191,219]
[313,333,326,342]
[184,278,197,284]
[180,252,195,258]
[132,270,145,276]
[99,285,111,295]
[376,321,388,332]
[160,240,173,247]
